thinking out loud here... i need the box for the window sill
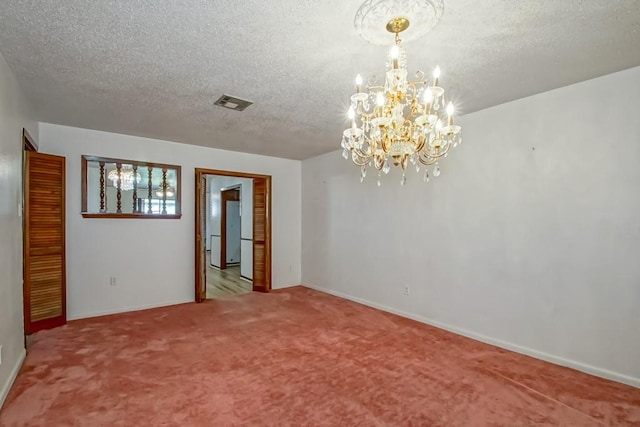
[81,213,182,219]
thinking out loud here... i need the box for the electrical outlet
[403,285,410,296]
[109,276,117,286]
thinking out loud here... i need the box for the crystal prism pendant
[377,172,381,187]
[400,174,406,186]
[342,148,349,159]
[361,166,367,178]
[415,163,420,173]
[382,159,390,174]
[423,170,430,182]
[433,163,441,177]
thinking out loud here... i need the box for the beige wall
[39,123,302,320]
[302,66,640,388]
[0,51,38,407]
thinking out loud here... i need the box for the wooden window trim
[81,155,182,219]
[80,213,183,219]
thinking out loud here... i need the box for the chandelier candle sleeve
[423,88,433,115]
[340,15,462,185]
[390,45,399,69]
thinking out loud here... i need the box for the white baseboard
[0,348,26,410]
[67,298,194,321]
[273,282,302,290]
[303,283,640,389]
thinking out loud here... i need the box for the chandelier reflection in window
[156,182,175,198]
[107,164,141,191]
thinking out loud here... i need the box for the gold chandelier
[341,15,462,186]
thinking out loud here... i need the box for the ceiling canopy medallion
[354,0,444,46]
[342,0,462,186]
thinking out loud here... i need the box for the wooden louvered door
[24,151,66,334]
[252,177,271,292]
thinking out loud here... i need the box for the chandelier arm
[381,134,391,153]
[417,154,438,166]
[353,147,371,159]
[374,155,385,170]
[438,141,453,157]
[406,82,419,99]
[420,141,452,159]
[351,154,370,167]
[407,78,427,85]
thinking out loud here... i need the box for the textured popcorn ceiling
[0,1,639,160]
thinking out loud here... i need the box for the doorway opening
[195,169,271,302]
[208,180,247,298]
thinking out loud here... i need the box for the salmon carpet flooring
[1,287,639,426]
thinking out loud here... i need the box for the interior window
[82,156,181,218]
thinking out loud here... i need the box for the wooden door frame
[195,168,272,302]
[23,128,37,152]
[220,188,240,270]
[22,129,37,338]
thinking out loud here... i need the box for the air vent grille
[214,94,253,111]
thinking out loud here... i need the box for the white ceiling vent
[214,94,253,111]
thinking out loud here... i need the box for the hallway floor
[206,264,252,299]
